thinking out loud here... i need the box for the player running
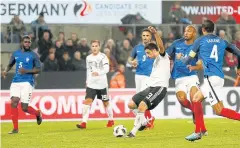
[178,20,240,141]
[166,25,207,135]
[128,28,155,128]
[2,35,42,134]
[126,26,170,137]
[76,40,114,129]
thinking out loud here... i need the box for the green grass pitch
[1,119,240,148]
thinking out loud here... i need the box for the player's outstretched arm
[2,53,16,78]
[148,26,165,54]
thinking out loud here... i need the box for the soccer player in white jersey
[128,28,155,129]
[126,27,170,137]
[76,40,114,129]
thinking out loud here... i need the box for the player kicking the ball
[76,40,114,129]
[2,35,42,134]
[166,25,207,135]
[126,26,170,137]
[179,20,240,141]
[128,28,155,129]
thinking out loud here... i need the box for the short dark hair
[91,40,100,46]
[144,43,158,51]
[142,28,151,34]
[21,35,31,42]
[202,19,214,33]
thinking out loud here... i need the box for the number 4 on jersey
[210,45,218,62]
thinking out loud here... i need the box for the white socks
[82,104,90,123]
[106,103,113,120]
[132,109,139,116]
[131,112,147,135]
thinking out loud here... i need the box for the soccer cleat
[185,132,202,141]
[138,124,147,131]
[147,117,155,129]
[201,130,208,136]
[125,132,135,138]
[106,120,114,127]
[76,122,86,129]
[8,129,18,134]
[36,110,42,125]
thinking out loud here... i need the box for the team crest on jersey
[26,57,30,62]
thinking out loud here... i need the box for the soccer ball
[113,125,127,137]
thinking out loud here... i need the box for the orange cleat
[106,120,114,127]
[76,122,86,129]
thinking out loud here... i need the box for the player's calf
[103,101,114,127]
[176,91,192,111]
[10,97,20,133]
[76,98,92,129]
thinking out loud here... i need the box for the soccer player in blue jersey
[2,35,42,134]
[178,20,240,141]
[128,28,155,128]
[167,25,207,135]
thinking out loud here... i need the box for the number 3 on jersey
[210,45,218,62]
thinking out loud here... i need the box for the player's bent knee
[103,101,109,107]
[128,100,137,109]
[176,91,187,102]
[190,86,198,101]
[21,103,29,112]
[213,102,224,115]
[138,101,148,112]
[21,106,28,112]
[10,97,20,108]
[83,98,93,105]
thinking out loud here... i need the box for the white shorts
[175,75,200,94]
[201,76,224,106]
[10,82,33,104]
[135,75,149,93]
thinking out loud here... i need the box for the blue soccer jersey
[186,34,240,78]
[131,43,154,76]
[167,38,198,79]
[9,49,41,86]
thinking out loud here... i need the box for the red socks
[193,102,206,133]
[11,107,19,130]
[180,99,193,111]
[27,106,40,116]
[220,108,240,120]
[144,110,152,120]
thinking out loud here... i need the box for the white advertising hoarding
[0,0,162,24]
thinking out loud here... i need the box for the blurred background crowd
[1,1,240,87]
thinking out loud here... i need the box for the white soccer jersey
[148,53,171,87]
[86,52,109,89]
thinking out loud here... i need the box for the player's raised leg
[20,82,42,125]
[141,76,155,129]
